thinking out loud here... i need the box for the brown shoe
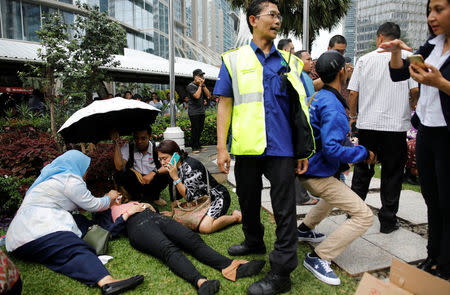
[192,150,200,154]
[153,198,167,206]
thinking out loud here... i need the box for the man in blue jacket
[297,51,376,286]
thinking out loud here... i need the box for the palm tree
[228,0,352,46]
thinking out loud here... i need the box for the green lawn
[1,185,358,295]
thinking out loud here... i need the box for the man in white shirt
[111,127,170,206]
[348,22,419,234]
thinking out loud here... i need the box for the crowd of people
[1,0,449,294]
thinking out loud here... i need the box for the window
[22,2,41,41]
[1,0,22,40]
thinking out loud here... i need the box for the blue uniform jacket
[305,85,368,177]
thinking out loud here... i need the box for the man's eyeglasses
[335,49,346,55]
[256,11,282,22]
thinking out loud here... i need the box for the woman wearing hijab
[5,150,144,295]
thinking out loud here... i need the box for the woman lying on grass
[5,150,144,295]
[157,140,242,234]
[79,199,265,295]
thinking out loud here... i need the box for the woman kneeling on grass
[82,200,265,295]
[157,140,242,234]
[5,150,144,295]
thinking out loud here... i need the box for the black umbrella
[58,97,160,143]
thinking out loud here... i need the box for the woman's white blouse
[5,173,110,252]
[417,34,450,127]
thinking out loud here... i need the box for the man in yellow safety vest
[214,0,315,294]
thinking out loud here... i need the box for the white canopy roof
[0,39,219,81]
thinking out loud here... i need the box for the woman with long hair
[380,0,450,280]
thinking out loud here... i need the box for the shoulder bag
[172,168,211,231]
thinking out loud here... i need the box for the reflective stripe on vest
[222,45,311,156]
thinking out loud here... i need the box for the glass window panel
[100,0,108,12]
[1,0,22,40]
[22,2,41,41]
[59,0,73,4]
[127,32,135,48]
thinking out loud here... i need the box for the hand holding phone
[169,152,180,166]
[407,54,426,71]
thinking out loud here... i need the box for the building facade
[0,0,239,65]
[354,0,428,58]
[343,0,356,63]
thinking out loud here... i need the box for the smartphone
[407,54,424,65]
[169,152,180,166]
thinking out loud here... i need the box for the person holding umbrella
[112,127,171,206]
[5,150,144,295]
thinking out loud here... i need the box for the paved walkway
[192,146,428,276]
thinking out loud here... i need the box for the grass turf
[1,185,358,295]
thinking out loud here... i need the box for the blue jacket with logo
[305,85,368,177]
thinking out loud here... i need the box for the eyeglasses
[256,11,282,22]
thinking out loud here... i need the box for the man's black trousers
[351,129,407,229]
[416,125,450,274]
[114,169,170,201]
[189,114,205,150]
[234,156,298,276]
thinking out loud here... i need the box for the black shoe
[236,260,266,280]
[228,242,266,256]
[247,271,291,295]
[380,222,400,234]
[433,267,450,281]
[417,257,437,273]
[101,275,144,295]
[198,280,220,295]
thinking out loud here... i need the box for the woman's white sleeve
[64,175,110,211]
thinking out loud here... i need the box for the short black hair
[134,126,152,136]
[246,0,279,34]
[132,93,142,100]
[294,50,308,59]
[328,35,347,48]
[125,91,132,95]
[277,38,292,50]
[376,22,401,40]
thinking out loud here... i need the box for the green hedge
[152,107,217,147]
[0,176,34,217]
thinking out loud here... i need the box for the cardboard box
[355,258,450,295]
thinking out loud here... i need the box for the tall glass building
[0,0,240,65]
[355,0,428,58]
[343,0,356,63]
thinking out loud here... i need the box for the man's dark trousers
[114,169,170,201]
[189,114,205,150]
[234,156,298,275]
[351,129,407,229]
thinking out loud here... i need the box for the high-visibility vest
[222,45,314,157]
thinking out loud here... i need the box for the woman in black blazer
[379,0,450,280]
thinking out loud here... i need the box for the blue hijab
[27,150,91,193]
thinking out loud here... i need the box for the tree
[64,2,127,104]
[19,13,69,146]
[228,0,351,45]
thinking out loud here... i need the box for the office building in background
[0,0,240,65]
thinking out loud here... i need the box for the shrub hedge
[152,107,217,147]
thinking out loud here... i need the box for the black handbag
[82,225,111,256]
